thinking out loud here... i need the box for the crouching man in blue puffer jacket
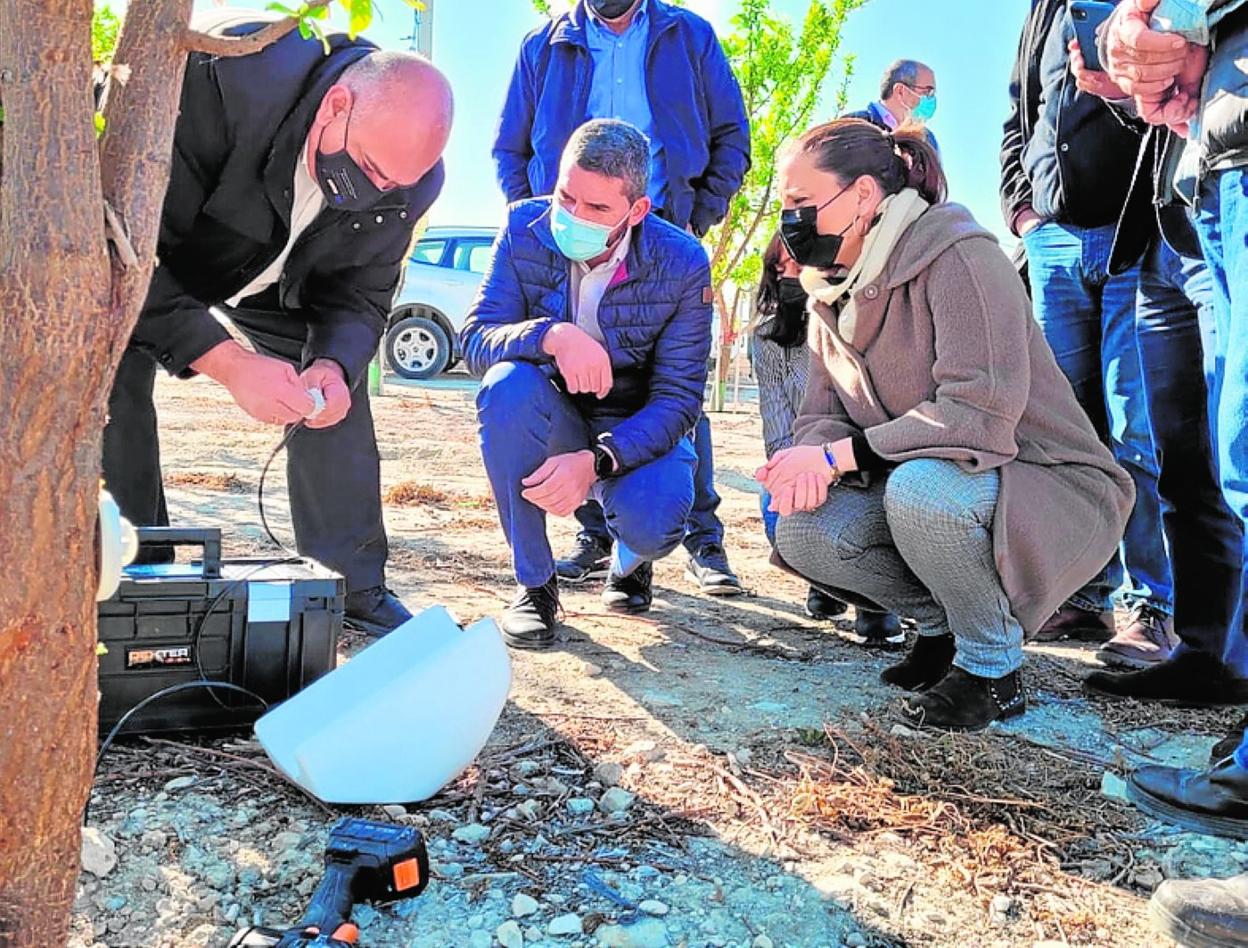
[462,119,712,650]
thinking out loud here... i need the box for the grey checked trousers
[775,458,1024,677]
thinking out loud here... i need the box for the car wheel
[385,314,451,380]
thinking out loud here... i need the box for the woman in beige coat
[758,120,1134,730]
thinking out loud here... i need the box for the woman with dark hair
[753,233,904,647]
[758,119,1133,730]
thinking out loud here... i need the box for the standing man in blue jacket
[492,0,750,598]
[465,120,712,650]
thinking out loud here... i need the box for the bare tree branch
[181,0,331,57]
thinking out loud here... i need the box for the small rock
[104,895,127,913]
[548,913,583,937]
[638,900,669,916]
[139,830,167,851]
[381,804,407,820]
[845,934,867,948]
[354,905,379,928]
[599,787,636,815]
[622,740,664,762]
[436,862,464,880]
[990,894,1016,926]
[428,809,459,823]
[890,724,920,739]
[595,918,670,947]
[567,798,596,817]
[526,927,543,943]
[163,776,196,792]
[752,937,774,948]
[594,762,625,787]
[453,823,491,844]
[80,829,118,878]
[272,832,303,852]
[516,800,541,821]
[189,924,216,945]
[734,748,754,766]
[515,760,541,777]
[496,920,525,948]
[582,662,604,677]
[513,893,540,918]
[468,932,492,948]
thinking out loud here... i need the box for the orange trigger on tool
[331,923,360,944]
[392,857,422,891]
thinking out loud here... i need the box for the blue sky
[189,0,1030,240]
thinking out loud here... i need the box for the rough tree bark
[0,0,301,940]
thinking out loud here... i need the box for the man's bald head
[309,51,454,191]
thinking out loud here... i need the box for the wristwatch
[591,444,617,479]
[822,442,843,486]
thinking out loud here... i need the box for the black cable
[194,556,304,709]
[258,421,307,557]
[86,679,270,825]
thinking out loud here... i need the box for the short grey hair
[562,119,651,203]
[880,59,931,100]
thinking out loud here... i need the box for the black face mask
[588,0,636,19]
[776,276,807,317]
[315,107,385,212]
[779,185,854,269]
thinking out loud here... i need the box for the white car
[385,225,498,380]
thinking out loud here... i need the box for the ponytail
[794,118,948,206]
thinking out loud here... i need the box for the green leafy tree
[0,0,415,942]
[704,0,863,406]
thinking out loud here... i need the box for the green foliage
[705,0,864,309]
[92,2,121,63]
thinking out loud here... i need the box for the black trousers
[102,303,388,593]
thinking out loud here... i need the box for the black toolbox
[97,527,344,735]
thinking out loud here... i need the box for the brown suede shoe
[1029,603,1114,643]
[1151,873,1248,948]
[1096,604,1179,669]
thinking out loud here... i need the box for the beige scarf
[799,188,929,341]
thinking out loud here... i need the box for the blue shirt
[585,0,669,207]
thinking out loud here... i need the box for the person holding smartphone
[1000,0,1175,658]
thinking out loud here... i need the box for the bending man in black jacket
[103,12,453,636]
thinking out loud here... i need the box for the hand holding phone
[1070,0,1117,72]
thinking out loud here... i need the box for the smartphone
[1070,0,1117,72]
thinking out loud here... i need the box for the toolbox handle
[135,527,223,578]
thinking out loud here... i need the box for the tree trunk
[0,0,113,941]
[0,0,188,940]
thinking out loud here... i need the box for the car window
[409,239,447,267]
[453,239,494,275]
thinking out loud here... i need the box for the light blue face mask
[550,202,630,262]
[911,92,937,122]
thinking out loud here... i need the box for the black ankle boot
[898,666,1027,731]
[880,634,955,692]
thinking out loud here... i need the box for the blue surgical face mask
[911,93,937,122]
[550,202,630,262]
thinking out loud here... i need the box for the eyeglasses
[904,83,936,95]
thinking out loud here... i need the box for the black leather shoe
[603,561,653,614]
[554,534,612,584]
[899,666,1026,731]
[500,579,561,650]
[842,610,906,650]
[881,633,956,692]
[1150,872,1248,948]
[805,587,847,620]
[1127,756,1248,840]
[685,543,743,596]
[1213,714,1248,765]
[344,586,413,637]
[1084,651,1248,707]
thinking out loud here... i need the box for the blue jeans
[1195,168,1248,679]
[575,412,724,554]
[1136,237,1244,668]
[477,361,697,588]
[1022,220,1172,615]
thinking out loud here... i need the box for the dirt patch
[76,374,1248,948]
[164,471,249,494]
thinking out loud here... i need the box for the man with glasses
[845,59,940,151]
